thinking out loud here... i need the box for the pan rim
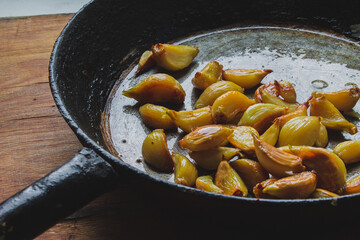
[48,0,360,206]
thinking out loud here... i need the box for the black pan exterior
[49,0,360,224]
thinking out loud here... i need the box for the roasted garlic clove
[278,116,321,147]
[260,120,280,146]
[196,175,224,194]
[274,103,308,127]
[230,159,269,190]
[255,80,297,103]
[345,175,360,195]
[254,80,280,103]
[123,73,185,104]
[253,178,277,199]
[314,87,360,112]
[151,43,199,71]
[142,129,173,172]
[253,134,305,177]
[238,103,287,133]
[215,161,248,196]
[227,126,259,157]
[310,188,339,198]
[192,61,223,90]
[263,171,317,199]
[195,81,244,109]
[278,80,297,103]
[172,152,198,186]
[289,146,346,194]
[179,125,233,151]
[189,147,240,170]
[167,106,214,133]
[212,91,256,123]
[139,104,176,130]
[222,69,273,89]
[309,93,357,135]
[333,140,360,164]
[315,123,328,148]
[261,91,298,112]
[136,50,155,74]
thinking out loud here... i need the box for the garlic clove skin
[278,116,321,147]
[139,104,176,130]
[152,43,199,71]
[123,73,185,104]
[215,161,248,196]
[142,129,173,172]
[196,175,224,194]
[263,171,317,199]
[192,61,223,90]
[172,152,198,187]
[212,91,256,124]
[167,106,214,133]
[333,140,360,164]
[189,147,240,170]
[195,81,244,109]
[222,69,273,89]
[179,125,233,151]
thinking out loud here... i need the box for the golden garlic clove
[194,81,244,109]
[139,104,176,130]
[346,175,360,195]
[136,50,155,74]
[255,80,297,104]
[315,123,328,148]
[253,178,277,199]
[189,147,240,170]
[179,125,233,151]
[230,158,269,190]
[309,93,357,135]
[260,120,280,146]
[310,188,339,198]
[123,73,185,104]
[263,171,317,199]
[142,129,173,172]
[274,103,308,127]
[212,91,256,124]
[222,69,273,89]
[172,152,198,187]
[278,80,297,103]
[333,140,360,164]
[227,126,259,157]
[278,116,321,147]
[192,61,223,90]
[215,161,248,196]
[151,43,199,71]
[316,87,360,112]
[261,91,299,112]
[167,106,214,133]
[238,103,287,133]
[289,146,347,194]
[254,80,281,103]
[253,134,305,178]
[196,175,224,194]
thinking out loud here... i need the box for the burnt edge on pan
[100,23,360,202]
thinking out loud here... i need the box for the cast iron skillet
[2,0,360,239]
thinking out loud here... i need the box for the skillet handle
[0,147,119,240]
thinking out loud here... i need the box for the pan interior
[102,26,360,183]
